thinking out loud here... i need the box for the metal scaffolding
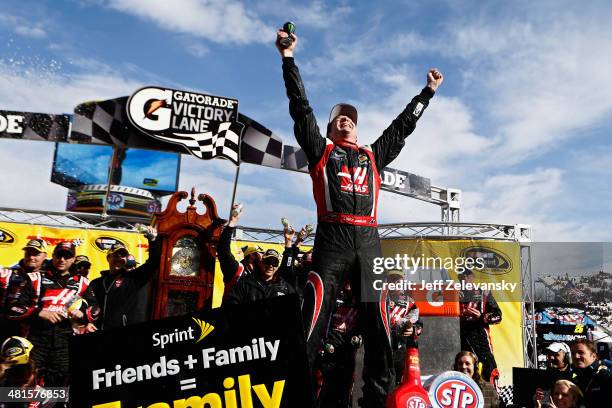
[0,206,536,367]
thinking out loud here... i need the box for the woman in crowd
[453,350,500,408]
[533,379,582,408]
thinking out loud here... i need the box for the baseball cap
[242,245,263,258]
[546,342,570,354]
[1,336,33,365]
[74,255,91,267]
[53,241,76,256]
[22,238,47,253]
[329,103,358,125]
[262,249,282,263]
[107,243,129,256]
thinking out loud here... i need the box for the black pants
[303,222,394,408]
[29,326,71,387]
[318,344,359,407]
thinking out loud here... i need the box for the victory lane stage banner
[0,109,70,140]
[69,295,313,408]
[71,87,244,164]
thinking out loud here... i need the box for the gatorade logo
[434,379,480,408]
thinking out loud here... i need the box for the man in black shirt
[90,226,159,329]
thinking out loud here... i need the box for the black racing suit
[90,238,159,330]
[459,289,502,385]
[282,56,434,407]
[316,283,361,408]
[8,265,99,387]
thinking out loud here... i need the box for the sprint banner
[69,295,311,408]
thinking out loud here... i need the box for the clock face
[170,235,200,277]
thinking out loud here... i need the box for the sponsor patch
[413,102,424,116]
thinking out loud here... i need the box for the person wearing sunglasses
[225,248,296,305]
[7,241,99,387]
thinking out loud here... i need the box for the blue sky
[0,0,611,241]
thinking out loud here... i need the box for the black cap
[53,241,76,256]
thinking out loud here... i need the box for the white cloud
[255,0,352,29]
[0,13,47,39]
[186,43,209,58]
[444,9,612,165]
[0,64,141,113]
[14,26,46,39]
[105,0,275,45]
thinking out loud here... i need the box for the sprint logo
[151,318,215,349]
[192,317,215,343]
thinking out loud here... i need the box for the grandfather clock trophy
[151,188,224,319]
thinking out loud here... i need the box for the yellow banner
[0,221,147,280]
[381,238,524,385]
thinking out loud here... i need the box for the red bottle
[386,346,433,408]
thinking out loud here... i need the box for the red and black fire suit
[282,56,435,407]
[8,265,99,387]
[387,292,422,385]
[1,260,47,340]
[459,289,502,385]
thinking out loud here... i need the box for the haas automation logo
[338,165,369,195]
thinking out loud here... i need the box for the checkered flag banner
[159,121,242,164]
[71,97,283,168]
[71,97,128,146]
[0,110,70,141]
[498,384,513,405]
[237,113,282,168]
[282,144,309,173]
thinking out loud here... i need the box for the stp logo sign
[406,396,429,408]
[435,380,479,407]
[425,371,483,408]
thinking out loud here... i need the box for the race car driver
[8,242,99,387]
[276,28,443,407]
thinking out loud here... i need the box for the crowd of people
[1,26,610,408]
[0,226,157,407]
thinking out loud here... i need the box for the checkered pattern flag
[282,145,309,173]
[0,110,70,141]
[498,384,513,405]
[71,97,128,145]
[237,113,282,168]
[161,121,243,164]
